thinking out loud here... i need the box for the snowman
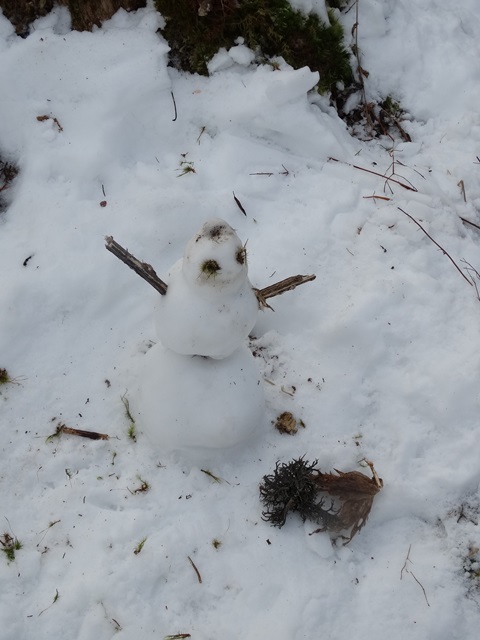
[133,219,265,462]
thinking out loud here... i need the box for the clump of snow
[134,343,264,461]
[155,219,259,358]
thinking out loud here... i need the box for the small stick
[187,556,202,584]
[171,91,178,122]
[329,157,418,192]
[459,216,480,232]
[458,179,467,202]
[398,208,472,286]
[58,425,109,440]
[233,191,247,216]
[105,236,168,295]
[256,274,316,308]
[400,545,430,607]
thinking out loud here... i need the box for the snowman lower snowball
[134,219,265,460]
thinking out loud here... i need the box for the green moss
[155,0,352,93]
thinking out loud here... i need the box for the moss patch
[155,0,352,93]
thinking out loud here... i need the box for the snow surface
[1,1,480,639]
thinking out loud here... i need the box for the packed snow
[1,1,480,639]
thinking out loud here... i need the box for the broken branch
[256,274,316,308]
[105,236,168,295]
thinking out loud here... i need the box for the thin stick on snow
[171,91,178,122]
[459,216,480,232]
[105,236,168,295]
[398,208,473,286]
[329,157,418,192]
[400,545,430,607]
[187,556,202,584]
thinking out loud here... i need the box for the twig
[459,216,480,232]
[48,423,109,441]
[105,236,168,295]
[458,179,467,202]
[233,191,247,216]
[256,274,316,308]
[329,157,418,192]
[171,91,177,122]
[398,208,472,286]
[461,260,480,301]
[363,194,391,202]
[187,556,202,583]
[400,545,430,607]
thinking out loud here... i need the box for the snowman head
[182,218,249,295]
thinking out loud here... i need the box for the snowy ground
[1,1,480,638]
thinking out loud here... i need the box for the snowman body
[135,219,264,460]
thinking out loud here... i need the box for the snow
[1,1,480,639]
[134,343,264,462]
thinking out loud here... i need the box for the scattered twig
[187,555,202,584]
[170,91,178,122]
[400,545,430,607]
[233,191,247,216]
[201,468,222,483]
[46,423,109,441]
[165,635,191,639]
[461,260,480,301]
[329,157,418,192]
[398,207,472,286]
[196,126,206,144]
[459,216,480,232]
[363,194,391,202]
[105,236,168,295]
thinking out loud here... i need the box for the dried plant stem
[459,216,480,232]
[329,157,417,192]
[400,545,430,607]
[398,208,472,286]
[187,556,202,584]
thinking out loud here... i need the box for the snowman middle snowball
[154,218,259,359]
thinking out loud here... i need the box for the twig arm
[256,274,316,308]
[105,236,168,295]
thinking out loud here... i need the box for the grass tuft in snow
[133,537,148,555]
[121,393,137,442]
[0,532,23,562]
